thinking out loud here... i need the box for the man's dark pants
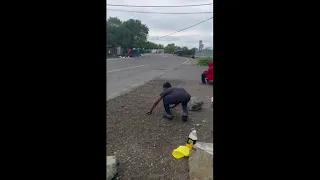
[163,95,190,117]
[201,73,207,84]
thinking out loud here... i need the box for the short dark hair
[163,82,172,89]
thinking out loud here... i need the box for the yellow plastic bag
[172,146,191,159]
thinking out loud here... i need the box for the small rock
[187,97,204,111]
[107,156,118,180]
[195,124,201,127]
[202,120,206,123]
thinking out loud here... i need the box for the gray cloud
[107,0,213,49]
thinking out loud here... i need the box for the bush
[197,56,213,66]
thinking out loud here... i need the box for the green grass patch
[197,56,213,66]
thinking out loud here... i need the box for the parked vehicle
[173,50,183,56]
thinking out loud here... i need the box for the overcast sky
[107,0,213,49]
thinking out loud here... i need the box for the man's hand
[146,96,162,115]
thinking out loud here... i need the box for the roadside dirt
[107,79,213,180]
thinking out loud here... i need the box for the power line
[107,3,213,8]
[155,17,213,39]
[107,9,213,14]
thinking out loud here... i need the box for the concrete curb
[107,82,147,101]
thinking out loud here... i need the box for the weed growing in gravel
[197,56,213,66]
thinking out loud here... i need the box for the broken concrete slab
[194,142,213,155]
[189,148,213,180]
[107,156,118,180]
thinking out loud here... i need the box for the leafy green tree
[164,43,176,53]
[107,17,164,50]
[107,17,131,48]
[158,44,164,49]
[123,19,149,48]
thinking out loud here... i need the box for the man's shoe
[182,116,188,121]
[163,114,173,120]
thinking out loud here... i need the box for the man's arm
[146,96,163,114]
[146,88,174,114]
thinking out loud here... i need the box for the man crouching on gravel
[146,82,191,121]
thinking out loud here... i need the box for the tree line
[107,17,163,50]
[163,43,197,55]
[107,17,196,55]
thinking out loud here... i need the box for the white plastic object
[186,129,198,148]
[189,130,198,141]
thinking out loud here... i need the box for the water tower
[199,40,204,50]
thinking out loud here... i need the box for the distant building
[151,49,164,53]
[107,44,122,57]
[157,49,164,53]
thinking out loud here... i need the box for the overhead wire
[155,17,213,39]
[107,3,213,8]
[107,9,213,14]
[107,3,214,45]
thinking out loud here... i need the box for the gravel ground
[107,79,213,180]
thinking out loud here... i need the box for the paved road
[107,54,194,100]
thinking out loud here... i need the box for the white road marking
[107,57,130,61]
[107,64,148,73]
[107,58,121,61]
[182,59,191,64]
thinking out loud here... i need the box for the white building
[151,49,164,53]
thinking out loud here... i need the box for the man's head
[163,82,172,90]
